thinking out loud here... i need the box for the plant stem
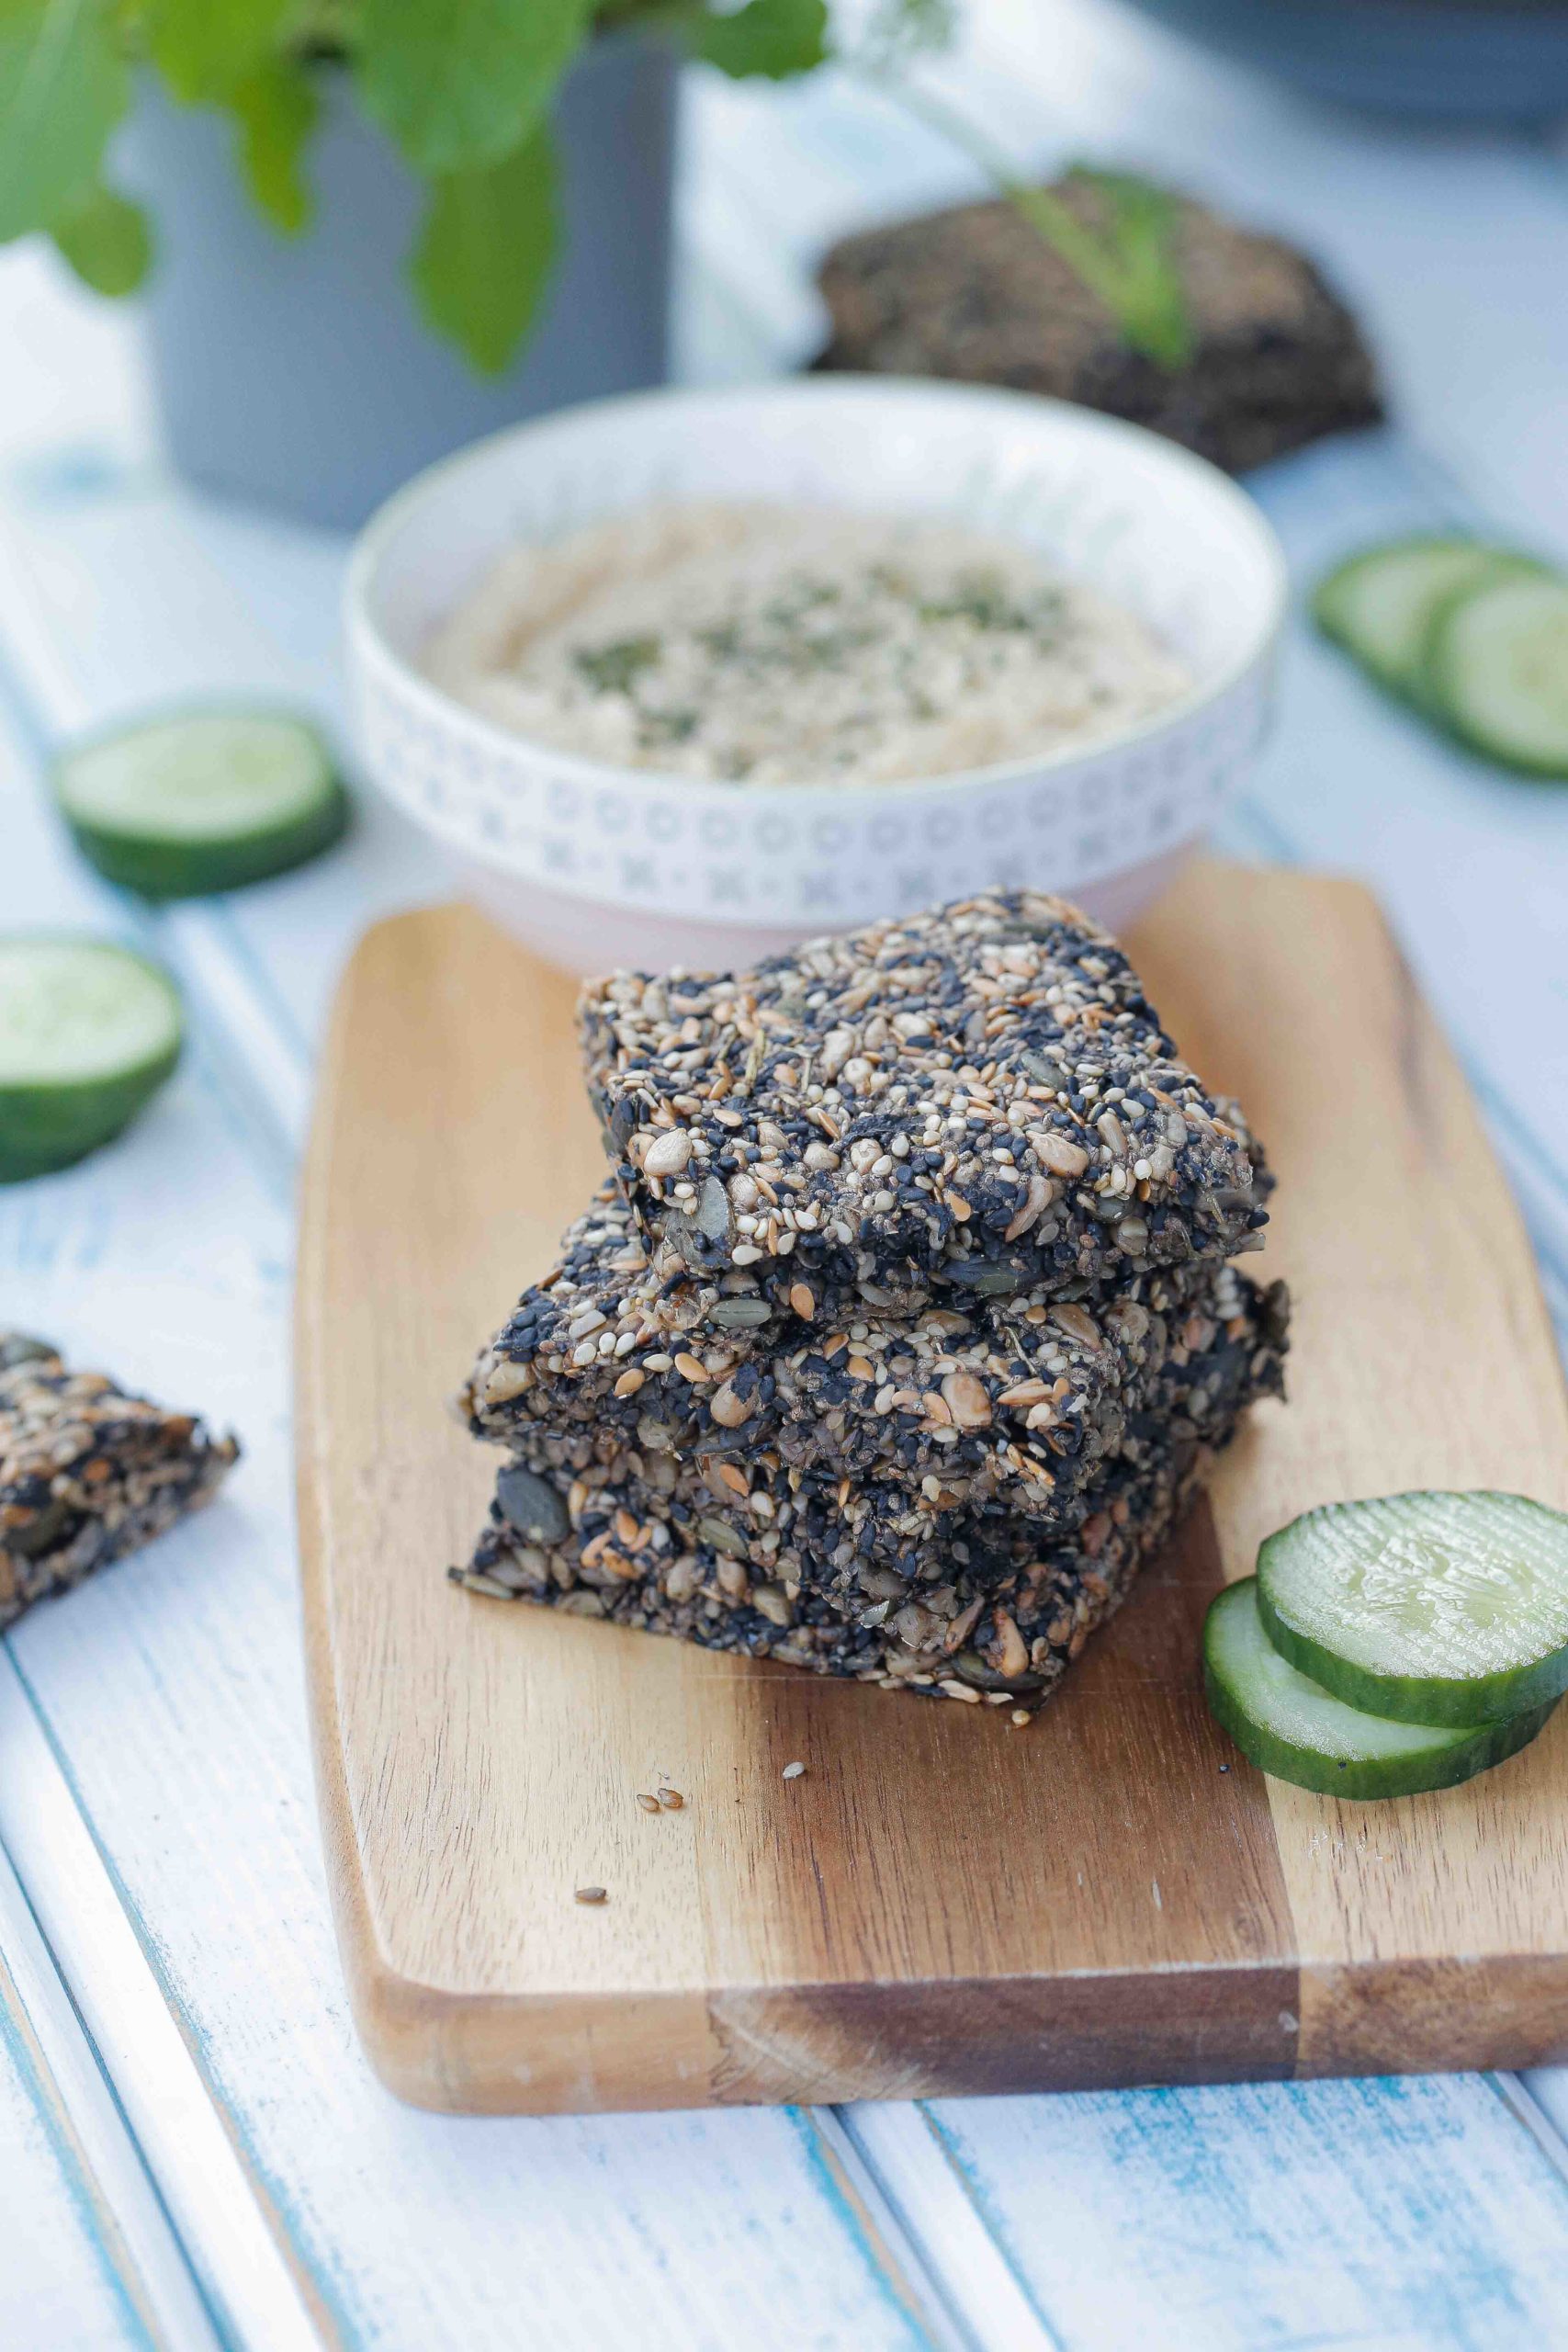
[856,71,1194,369]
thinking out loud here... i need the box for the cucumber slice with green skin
[0,938,183,1182]
[1422,572,1568,778]
[55,709,349,899]
[1204,1578,1559,1801]
[1257,1490,1568,1726]
[1312,537,1543,702]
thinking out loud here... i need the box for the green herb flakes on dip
[423,503,1190,786]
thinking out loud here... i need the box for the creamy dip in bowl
[423,502,1190,787]
[347,379,1285,975]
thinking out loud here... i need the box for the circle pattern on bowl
[356,668,1269,925]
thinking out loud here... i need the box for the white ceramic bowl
[346,379,1285,974]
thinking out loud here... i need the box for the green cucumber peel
[1312,537,1546,708]
[1419,571,1568,779]
[55,707,348,899]
[1204,1578,1558,1802]
[0,936,182,1182]
[1257,1490,1568,1727]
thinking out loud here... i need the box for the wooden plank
[0,1794,226,2352]
[923,2075,1568,2352]
[840,2103,1061,2352]
[298,861,1568,2112]
[0,1898,175,2352]
[0,1665,342,2352]
[1517,2068,1568,2180]
[0,488,427,1077]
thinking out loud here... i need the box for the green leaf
[0,0,128,243]
[144,0,297,103]
[51,178,151,293]
[409,122,558,374]
[358,0,587,176]
[230,55,319,232]
[689,0,828,77]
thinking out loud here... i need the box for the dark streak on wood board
[296,860,1568,2113]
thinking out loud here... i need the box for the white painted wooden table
[4,3,1568,2344]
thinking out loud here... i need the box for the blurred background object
[0,0,846,527]
[1113,0,1568,119]
[815,171,1381,472]
[0,0,1414,535]
[120,40,679,531]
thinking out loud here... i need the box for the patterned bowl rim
[344,377,1289,820]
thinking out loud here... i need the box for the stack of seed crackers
[456,892,1288,1722]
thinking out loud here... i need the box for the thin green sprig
[863,73,1194,370]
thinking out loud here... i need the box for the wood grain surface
[296,859,1568,2114]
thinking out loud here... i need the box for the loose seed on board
[657,1787,684,1809]
[574,1885,608,1905]
[781,1760,806,1781]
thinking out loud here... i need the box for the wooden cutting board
[296,858,1568,2115]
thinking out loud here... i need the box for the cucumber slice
[0,937,182,1181]
[55,709,348,898]
[1258,1490,1568,1726]
[1424,572,1568,777]
[1313,537,1541,700]
[1204,1578,1558,1801]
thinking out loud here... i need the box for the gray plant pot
[119,40,678,531]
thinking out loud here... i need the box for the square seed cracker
[464,1182,1286,1518]
[580,890,1268,1297]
